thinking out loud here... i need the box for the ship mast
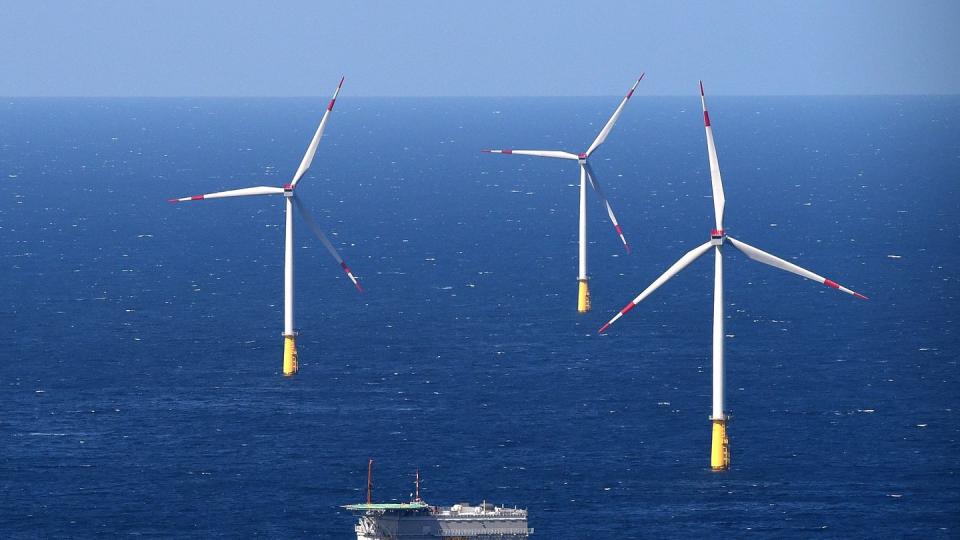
[414,469,421,502]
[367,459,374,505]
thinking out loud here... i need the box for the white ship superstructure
[344,462,531,539]
[345,501,532,539]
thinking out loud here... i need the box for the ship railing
[436,527,534,536]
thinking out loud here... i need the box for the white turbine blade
[167,185,285,203]
[292,196,363,292]
[481,149,579,160]
[700,81,726,231]
[598,241,714,333]
[585,74,644,157]
[290,76,344,188]
[583,163,629,253]
[726,236,868,300]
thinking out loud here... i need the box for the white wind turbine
[598,81,868,470]
[168,77,361,376]
[483,75,644,312]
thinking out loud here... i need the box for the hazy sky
[2,0,958,96]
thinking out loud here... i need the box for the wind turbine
[482,75,644,312]
[598,81,868,470]
[168,77,361,376]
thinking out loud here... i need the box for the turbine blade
[726,236,867,300]
[598,241,714,333]
[700,81,726,231]
[583,162,629,253]
[292,196,363,292]
[290,76,344,188]
[481,149,579,160]
[585,74,644,157]
[167,185,285,203]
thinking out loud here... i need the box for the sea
[1,95,957,538]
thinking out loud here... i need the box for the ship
[343,461,533,539]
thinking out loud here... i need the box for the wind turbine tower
[168,78,361,376]
[483,75,644,312]
[599,82,868,470]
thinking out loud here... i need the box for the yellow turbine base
[577,279,591,313]
[283,335,298,376]
[711,418,730,471]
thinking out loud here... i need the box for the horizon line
[2,93,958,99]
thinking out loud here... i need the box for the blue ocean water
[1,95,957,537]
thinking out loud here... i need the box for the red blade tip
[628,75,643,96]
[598,323,611,334]
[167,198,179,203]
[854,292,868,300]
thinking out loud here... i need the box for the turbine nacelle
[710,229,725,246]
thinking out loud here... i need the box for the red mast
[366,459,374,505]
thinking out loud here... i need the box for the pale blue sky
[1,0,957,96]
